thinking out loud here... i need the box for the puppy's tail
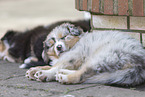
[84,66,145,86]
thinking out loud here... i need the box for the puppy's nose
[56,45,62,51]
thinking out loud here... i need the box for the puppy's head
[0,40,6,57]
[0,39,11,61]
[1,30,16,42]
[0,30,16,51]
[0,30,16,62]
[42,23,84,64]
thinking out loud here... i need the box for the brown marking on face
[47,47,55,56]
[46,35,80,60]
[49,39,54,44]
[44,28,82,61]
[65,36,80,49]
[49,39,55,46]
[0,40,6,52]
[47,46,59,59]
[57,33,63,39]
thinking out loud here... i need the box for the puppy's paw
[55,73,68,84]
[55,69,75,84]
[25,67,41,80]
[34,70,53,82]
[55,69,78,84]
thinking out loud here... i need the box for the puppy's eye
[65,35,73,40]
[44,42,52,50]
[44,42,50,49]
[45,38,55,47]
[61,36,66,40]
[69,26,73,28]
[48,42,53,46]
[46,46,50,49]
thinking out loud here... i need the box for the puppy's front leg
[34,50,83,82]
[34,58,81,82]
[56,66,96,84]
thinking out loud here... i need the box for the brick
[143,34,145,47]
[118,0,128,15]
[113,0,118,15]
[79,0,83,10]
[104,0,113,15]
[122,32,140,41]
[144,0,145,16]
[93,30,140,42]
[75,0,145,17]
[130,17,145,30]
[75,0,80,10]
[133,0,144,16]
[88,0,92,11]
[92,15,127,29]
[99,0,104,13]
[128,0,133,15]
[83,0,88,11]
[92,0,99,13]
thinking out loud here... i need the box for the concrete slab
[66,85,145,97]
[1,60,145,97]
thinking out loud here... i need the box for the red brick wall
[76,0,145,17]
[75,0,145,46]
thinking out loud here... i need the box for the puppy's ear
[42,50,50,64]
[1,30,17,41]
[67,25,83,36]
[61,23,84,36]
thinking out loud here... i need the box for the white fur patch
[49,59,58,66]
[19,64,27,68]
[84,11,91,19]
[55,73,68,83]
[3,56,15,63]
[0,40,10,59]
[62,95,75,97]
[24,57,38,64]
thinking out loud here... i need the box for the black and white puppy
[0,20,91,69]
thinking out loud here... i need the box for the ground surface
[1,60,145,97]
[1,0,145,97]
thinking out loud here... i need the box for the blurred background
[0,0,85,38]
